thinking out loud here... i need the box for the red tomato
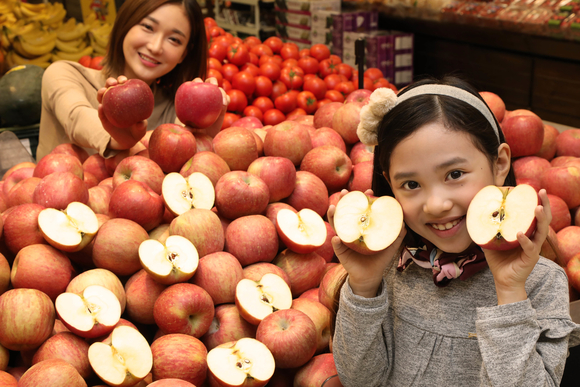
[281,58,298,68]
[263,109,286,126]
[259,62,281,81]
[299,48,310,58]
[317,98,333,108]
[324,74,342,91]
[303,76,327,100]
[243,36,261,48]
[329,55,342,64]
[208,42,227,62]
[319,58,339,78]
[208,57,223,72]
[222,79,232,92]
[252,96,274,113]
[271,80,288,100]
[303,73,317,83]
[286,108,307,120]
[365,68,384,81]
[241,63,260,78]
[232,71,256,98]
[310,44,331,62]
[222,112,241,130]
[248,52,259,66]
[227,89,248,113]
[373,78,398,92]
[296,91,318,114]
[207,26,224,40]
[336,63,353,80]
[280,43,299,60]
[275,91,298,114]
[204,17,218,28]
[251,44,273,58]
[353,76,374,91]
[297,56,320,75]
[280,66,304,90]
[334,81,355,98]
[232,37,243,45]
[207,68,223,87]
[254,75,273,97]
[222,63,239,82]
[243,105,263,122]
[325,89,345,103]
[264,37,284,54]
[270,55,283,66]
[213,35,232,49]
[227,43,250,67]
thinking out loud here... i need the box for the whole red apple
[32,332,92,379]
[555,128,580,157]
[225,214,279,267]
[313,102,342,129]
[332,102,363,144]
[540,166,580,209]
[285,171,329,218]
[318,263,347,312]
[534,124,559,160]
[566,253,580,293]
[311,127,347,152]
[501,114,544,158]
[151,333,207,386]
[291,298,332,354]
[214,171,270,220]
[212,127,259,171]
[34,153,84,180]
[345,89,372,104]
[102,79,154,128]
[149,123,197,173]
[2,161,36,181]
[113,155,165,195]
[124,269,168,325]
[294,353,341,387]
[109,180,164,231]
[273,249,326,297]
[175,81,223,129]
[2,203,46,255]
[87,185,112,216]
[300,145,353,193]
[348,160,373,192]
[264,121,313,166]
[179,151,230,187]
[0,370,16,386]
[17,358,86,387]
[512,156,551,181]
[556,226,580,265]
[202,303,257,351]
[5,177,41,208]
[51,143,89,164]
[190,251,244,305]
[479,91,506,122]
[247,156,296,202]
[3,167,35,197]
[547,194,571,232]
[169,208,225,258]
[33,171,89,210]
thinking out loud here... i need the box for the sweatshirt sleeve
[333,277,392,387]
[476,264,580,386]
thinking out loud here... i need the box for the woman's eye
[403,181,420,190]
[448,170,463,180]
[169,37,182,44]
[141,23,153,30]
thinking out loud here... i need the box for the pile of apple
[203,17,397,128]
[480,92,580,299]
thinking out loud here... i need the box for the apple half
[207,338,275,387]
[138,235,199,285]
[466,184,538,250]
[235,273,292,325]
[333,191,404,254]
[38,201,99,252]
[276,208,327,254]
[162,172,215,216]
[55,285,122,339]
[88,325,153,387]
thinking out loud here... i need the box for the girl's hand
[328,189,407,298]
[97,76,148,150]
[483,189,552,305]
[191,77,230,138]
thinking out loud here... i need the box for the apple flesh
[138,235,199,285]
[276,208,327,254]
[235,273,293,325]
[102,79,155,128]
[162,172,215,216]
[467,184,539,250]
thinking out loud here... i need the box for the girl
[329,76,580,386]
[36,0,227,161]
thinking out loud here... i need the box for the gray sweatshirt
[333,257,580,386]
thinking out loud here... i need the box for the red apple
[87,185,112,216]
[300,145,352,193]
[151,333,207,386]
[294,353,341,387]
[215,171,270,220]
[547,194,571,232]
[349,142,374,164]
[555,128,580,157]
[202,303,257,351]
[113,155,165,195]
[313,102,342,129]
[264,121,313,166]
[175,81,223,128]
[33,172,89,210]
[285,171,329,218]
[31,332,92,379]
[501,114,544,158]
[109,180,165,231]
[291,298,332,354]
[66,268,127,314]
[102,79,155,128]
[310,127,347,152]
[34,153,83,180]
[5,177,41,208]
[83,154,110,182]
[566,253,580,292]
[318,264,346,312]
[191,251,244,305]
[512,156,551,181]
[247,156,296,202]
[212,127,259,171]
[179,151,230,187]
[3,167,34,198]
[169,208,225,258]
[540,166,580,209]
[149,123,197,173]
[479,91,506,122]
[556,226,580,265]
[0,370,16,386]
[273,249,326,297]
[124,269,167,325]
[17,358,86,387]
[345,89,372,104]
[0,253,9,296]
[2,203,46,255]
[51,143,89,164]
[225,214,279,267]
[2,161,36,181]
[534,124,559,160]
[348,160,373,192]
[332,102,363,144]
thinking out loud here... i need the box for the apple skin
[169,208,225,258]
[149,123,197,173]
[83,171,99,188]
[316,221,337,263]
[293,353,340,387]
[109,180,165,231]
[175,81,223,129]
[33,172,89,210]
[34,153,84,180]
[92,218,149,277]
[551,156,580,169]
[318,263,347,312]
[345,88,372,104]
[242,262,292,289]
[32,332,92,379]
[247,157,297,203]
[3,167,34,198]
[0,288,55,351]
[18,358,87,387]
[51,143,89,164]
[0,341,8,370]
[153,283,215,338]
[113,155,165,195]
[515,177,541,193]
[349,142,374,165]
[190,251,244,305]
[265,202,297,249]
[479,91,506,122]
[215,171,270,220]
[256,309,317,369]
[546,194,571,232]
[540,166,580,209]
[5,177,41,208]
[512,156,552,181]
[285,171,329,218]
[0,253,9,296]
[313,102,342,129]
[332,102,363,145]
[291,298,332,354]
[556,226,580,265]
[180,151,230,187]
[534,124,559,160]
[66,268,126,313]
[566,253,580,293]
[231,116,264,129]
[2,161,36,181]
[201,304,257,351]
[212,127,259,171]
[2,203,47,255]
[0,370,17,386]
[124,269,167,325]
[225,215,279,267]
[264,121,313,166]
[11,244,75,302]
[555,128,580,157]
[102,79,155,128]
[348,160,373,192]
[311,127,347,154]
[300,145,353,193]
[148,380,196,387]
[273,249,326,297]
[83,154,110,182]
[151,333,207,386]
[501,114,544,158]
[192,132,214,152]
[299,288,320,302]
[87,185,112,216]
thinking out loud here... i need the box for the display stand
[214,0,275,37]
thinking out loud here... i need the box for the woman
[37,0,226,160]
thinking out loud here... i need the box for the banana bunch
[89,18,112,56]
[0,0,17,20]
[13,1,67,29]
[52,16,95,62]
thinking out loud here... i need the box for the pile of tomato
[204,17,398,128]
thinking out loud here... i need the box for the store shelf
[215,0,275,37]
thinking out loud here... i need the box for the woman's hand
[328,189,407,298]
[190,77,230,138]
[97,76,148,150]
[483,189,552,305]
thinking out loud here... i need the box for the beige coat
[37,60,177,161]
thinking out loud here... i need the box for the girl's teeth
[430,217,461,231]
[139,53,159,64]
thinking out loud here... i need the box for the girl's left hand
[483,189,552,305]
[189,77,229,138]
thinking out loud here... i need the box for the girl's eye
[141,22,153,30]
[402,181,420,190]
[448,170,463,180]
[169,36,183,44]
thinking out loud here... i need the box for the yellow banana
[53,45,93,61]
[84,12,96,25]
[19,30,56,46]
[90,22,112,36]
[41,7,66,26]
[12,3,23,19]
[90,30,109,48]
[92,42,106,55]
[14,35,56,56]
[19,25,45,41]
[10,49,51,66]
[19,1,48,12]
[58,23,89,41]
[13,21,37,36]
[1,29,10,48]
[56,38,87,53]
[19,4,45,19]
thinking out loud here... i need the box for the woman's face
[122,3,191,85]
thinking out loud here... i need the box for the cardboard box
[311,26,333,45]
[275,9,312,27]
[273,0,340,13]
[276,24,311,42]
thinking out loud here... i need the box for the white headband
[356,85,501,146]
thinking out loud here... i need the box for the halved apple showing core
[276,208,327,254]
[466,184,539,251]
[162,172,215,216]
[207,338,275,387]
[138,235,199,285]
[88,325,153,387]
[333,191,404,254]
[235,273,293,325]
[38,201,99,252]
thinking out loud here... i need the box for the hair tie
[356,85,501,146]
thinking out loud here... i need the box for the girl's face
[122,3,191,85]
[387,122,510,253]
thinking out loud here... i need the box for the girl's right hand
[97,76,148,150]
[328,189,407,298]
